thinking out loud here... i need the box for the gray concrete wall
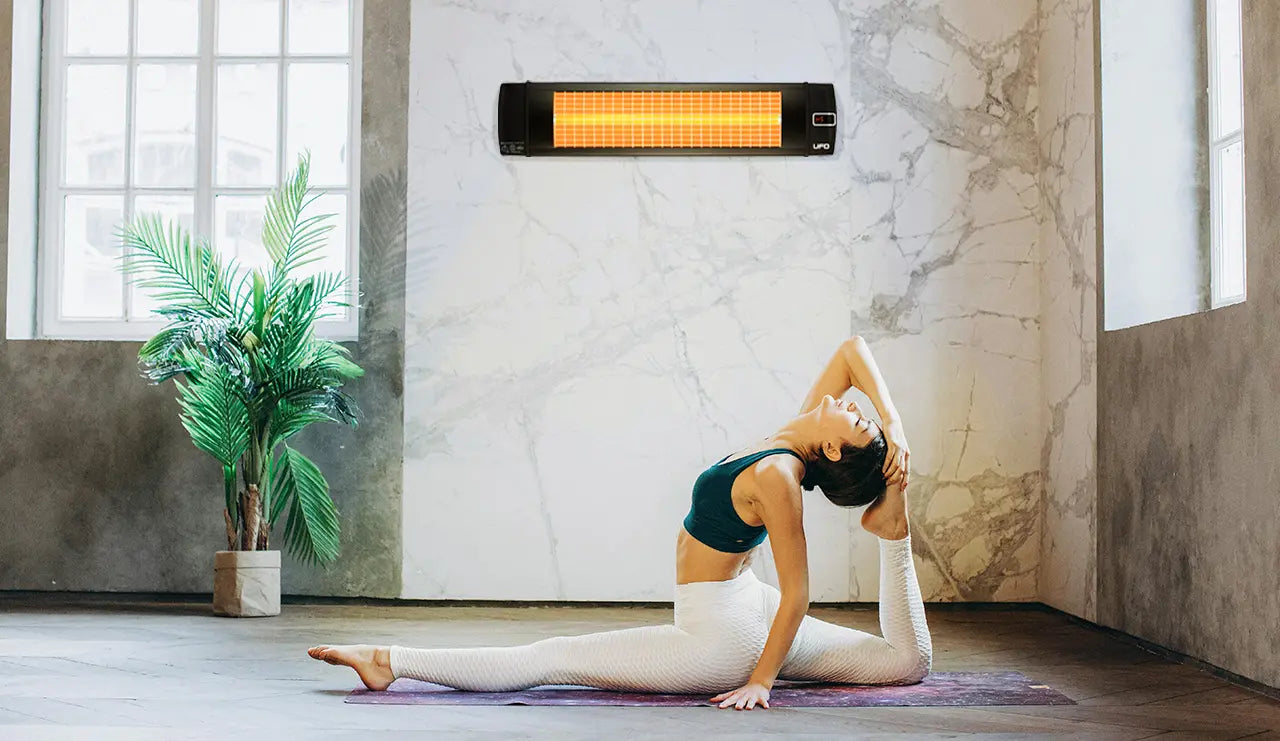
[1099,0,1209,330]
[0,0,408,597]
[1097,0,1277,686]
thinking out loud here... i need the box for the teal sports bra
[682,447,804,553]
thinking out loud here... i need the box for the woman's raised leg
[767,534,932,685]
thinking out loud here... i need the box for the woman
[309,335,931,710]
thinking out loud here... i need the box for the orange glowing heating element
[553,91,782,148]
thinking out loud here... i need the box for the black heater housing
[498,81,837,157]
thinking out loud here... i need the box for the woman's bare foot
[307,644,395,691]
[861,482,909,540]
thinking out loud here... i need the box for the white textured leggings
[388,536,932,693]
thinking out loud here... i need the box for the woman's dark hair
[801,432,889,507]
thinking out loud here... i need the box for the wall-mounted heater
[498,82,836,157]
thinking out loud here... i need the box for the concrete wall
[0,0,409,598]
[1097,0,1277,687]
[403,0,1046,601]
[1099,0,1209,330]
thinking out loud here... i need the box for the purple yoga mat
[346,671,1074,707]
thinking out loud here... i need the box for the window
[38,0,361,340]
[1100,0,1246,330]
[1208,0,1245,306]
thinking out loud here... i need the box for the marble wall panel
[404,0,1044,600]
[1036,0,1097,620]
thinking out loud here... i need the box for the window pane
[137,0,199,56]
[65,65,127,186]
[286,63,349,186]
[135,64,197,187]
[1212,0,1243,137]
[66,0,129,55]
[216,64,278,186]
[215,194,270,271]
[217,0,281,55]
[62,195,125,319]
[1218,140,1246,299]
[132,194,196,316]
[287,0,350,54]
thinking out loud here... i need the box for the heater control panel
[498,82,837,157]
[805,83,838,155]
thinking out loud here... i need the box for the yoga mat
[346,671,1075,707]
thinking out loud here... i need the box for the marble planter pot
[213,550,281,617]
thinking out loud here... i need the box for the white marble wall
[403,0,1045,600]
[1036,0,1098,621]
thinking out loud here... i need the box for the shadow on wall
[281,163,409,598]
[359,166,409,335]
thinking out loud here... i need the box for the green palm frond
[138,313,234,366]
[267,364,357,403]
[270,445,341,565]
[308,340,364,380]
[174,361,251,468]
[282,388,359,428]
[137,312,250,389]
[142,360,196,386]
[242,280,323,381]
[256,275,355,376]
[304,271,354,322]
[120,214,237,318]
[268,400,340,451]
[142,343,206,385]
[251,269,269,339]
[138,325,192,366]
[230,267,258,327]
[263,153,336,301]
[275,211,334,277]
[262,282,320,370]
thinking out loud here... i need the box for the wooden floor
[1,598,1278,739]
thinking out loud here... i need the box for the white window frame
[7,0,42,340]
[1207,0,1245,308]
[36,0,363,341]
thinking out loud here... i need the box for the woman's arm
[843,337,910,486]
[711,467,808,709]
[750,469,809,685]
[797,341,855,415]
[798,336,900,423]
[797,336,910,487]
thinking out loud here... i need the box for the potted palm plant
[119,154,362,617]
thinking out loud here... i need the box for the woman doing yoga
[309,335,931,710]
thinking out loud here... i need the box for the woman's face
[816,394,880,451]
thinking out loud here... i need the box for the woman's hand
[711,681,771,710]
[881,418,910,489]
